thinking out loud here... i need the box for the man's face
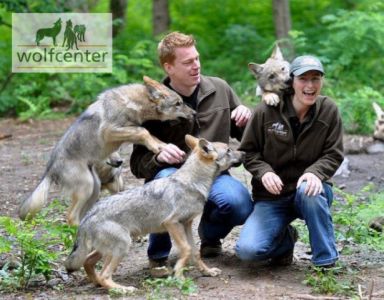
[164,46,201,90]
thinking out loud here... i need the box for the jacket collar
[163,75,216,105]
[281,93,326,120]
[197,75,216,103]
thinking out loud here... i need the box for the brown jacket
[239,95,344,200]
[130,75,243,180]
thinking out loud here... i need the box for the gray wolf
[36,18,62,46]
[64,134,244,291]
[248,44,291,106]
[62,20,78,50]
[18,76,195,225]
[373,102,384,141]
[95,151,124,194]
[74,24,86,42]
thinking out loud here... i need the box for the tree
[272,0,293,57]
[152,0,169,36]
[110,0,128,37]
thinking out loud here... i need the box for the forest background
[0,0,384,136]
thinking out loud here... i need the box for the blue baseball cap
[290,55,324,76]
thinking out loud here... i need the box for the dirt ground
[0,117,383,300]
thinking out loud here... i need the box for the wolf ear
[143,76,168,103]
[185,134,199,150]
[248,63,264,78]
[271,44,284,61]
[198,139,215,155]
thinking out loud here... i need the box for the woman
[236,55,344,268]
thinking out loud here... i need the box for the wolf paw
[122,286,138,293]
[109,286,138,295]
[203,267,222,277]
[262,92,280,106]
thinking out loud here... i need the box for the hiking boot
[200,241,222,258]
[149,258,171,278]
[270,225,298,266]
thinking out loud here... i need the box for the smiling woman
[237,54,344,270]
[290,56,325,120]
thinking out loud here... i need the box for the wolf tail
[19,176,51,220]
[64,230,90,272]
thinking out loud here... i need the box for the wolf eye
[269,74,275,79]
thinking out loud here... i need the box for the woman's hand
[261,171,284,195]
[297,172,323,196]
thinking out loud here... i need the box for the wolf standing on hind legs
[130,31,254,277]
[18,76,195,225]
[65,135,244,291]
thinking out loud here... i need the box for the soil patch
[0,118,383,299]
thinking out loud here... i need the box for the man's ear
[248,63,264,79]
[143,75,169,103]
[163,62,173,75]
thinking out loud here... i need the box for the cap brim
[292,66,324,76]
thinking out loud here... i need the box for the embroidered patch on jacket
[267,122,288,136]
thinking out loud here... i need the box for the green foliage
[303,263,357,296]
[144,274,198,299]
[333,188,384,251]
[319,8,384,94]
[0,200,77,291]
[331,87,384,134]
[1,0,384,135]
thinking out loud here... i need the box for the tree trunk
[153,0,170,36]
[110,0,128,37]
[272,0,294,58]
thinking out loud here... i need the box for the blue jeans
[147,167,253,261]
[235,182,338,266]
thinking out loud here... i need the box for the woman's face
[292,70,323,107]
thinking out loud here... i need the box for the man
[130,31,253,277]
[236,55,343,268]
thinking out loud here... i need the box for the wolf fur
[248,44,291,106]
[64,134,244,291]
[19,76,195,225]
[95,151,124,194]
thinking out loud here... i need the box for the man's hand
[261,171,284,195]
[155,143,186,165]
[297,173,323,196]
[231,105,251,127]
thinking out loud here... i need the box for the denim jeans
[147,167,253,261]
[235,182,338,266]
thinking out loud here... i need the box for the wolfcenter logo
[268,122,288,136]
[12,13,112,73]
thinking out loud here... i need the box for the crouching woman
[236,55,344,268]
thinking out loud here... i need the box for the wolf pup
[248,44,291,106]
[64,134,244,291]
[19,76,195,225]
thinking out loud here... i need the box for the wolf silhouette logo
[35,18,62,46]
